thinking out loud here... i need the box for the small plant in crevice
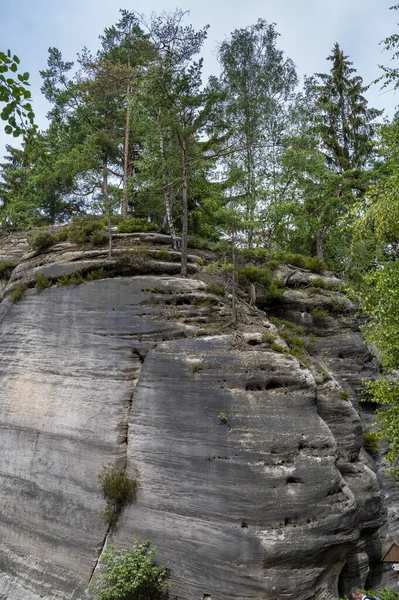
[340,390,351,401]
[35,272,52,290]
[218,412,228,424]
[98,464,137,530]
[56,272,85,286]
[310,306,329,321]
[86,267,107,281]
[271,342,286,354]
[363,430,379,453]
[87,539,170,600]
[0,259,15,278]
[9,282,28,303]
[204,284,225,296]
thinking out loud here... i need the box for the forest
[1,7,399,469]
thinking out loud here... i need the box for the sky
[0,0,398,156]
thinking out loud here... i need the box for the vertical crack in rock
[88,347,148,588]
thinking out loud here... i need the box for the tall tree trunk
[102,154,112,259]
[231,210,237,323]
[163,180,178,250]
[180,144,188,277]
[121,30,131,218]
[316,226,325,259]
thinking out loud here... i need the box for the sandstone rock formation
[0,230,396,599]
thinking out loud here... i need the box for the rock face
[0,234,395,599]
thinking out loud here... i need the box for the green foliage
[274,251,327,273]
[0,50,36,137]
[0,259,15,278]
[117,218,158,234]
[56,272,85,286]
[363,430,379,453]
[193,296,218,308]
[9,282,27,302]
[237,266,272,287]
[28,230,56,251]
[86,267,107,281]
[310,306,328,321]
[269,317,304,335]
[271,343,286,353]
[339,589,399,600]
[55,268,107,287]
[204,284,225,296]
[263,280,285,302]
[99,464,137,530]
[35,273,52,290]
[261,331,277,343]
[90,230,109,247]
[311,277,328,290]
[218,412,228,424]
[363,379,399,472]
[68,219,106,245]
[88,539,170,600]
[340,390,351,401]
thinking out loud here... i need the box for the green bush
[88,540,170,600]
[56,272,85,286]
[271,343,286,353]
[9,282,27,302]
[204,284,225,296]
[35,273,52,290]
[269,317,303,334]
[68,220,106,245]
[307,256,326,273]
[363,430,379,453]
[90,230,109,247]
[29,231,56,251]
[237,266,272,287]
[188,237,210,249]
[310,306,328,321]
[154,249,172,261]
[261,331,276,343]
[311,276,328,290]
[118,218,158,234]
[86,267,107,281]
[0,260,15,278]
[263,280,285,302]
[99,464,137,530]
[218,412,228,424]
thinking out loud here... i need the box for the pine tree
[315,43,382,175]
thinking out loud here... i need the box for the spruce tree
[315,43,382,175]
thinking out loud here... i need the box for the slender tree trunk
[102,154,112,259]
[164,180,178,250]
[316,226,325,260]
[231,211,237,323]
[122,31,131,218]
[180,144,188,277]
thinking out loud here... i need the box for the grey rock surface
[0,240,394,599]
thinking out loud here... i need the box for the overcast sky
[1,0,398,156]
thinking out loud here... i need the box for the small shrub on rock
[90,230,108,247]
[99,464,137,530]
[35,273,52,290]
[88,540,170,600]
[363,430,379,453]
[68,219,106,245]
[237,266,272,287]
[204,284,225,296]
[118,218,158,234]
[0,260,15,278]
[9,282,27,302]
[56,272,85,286]
[29,231,56,251]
